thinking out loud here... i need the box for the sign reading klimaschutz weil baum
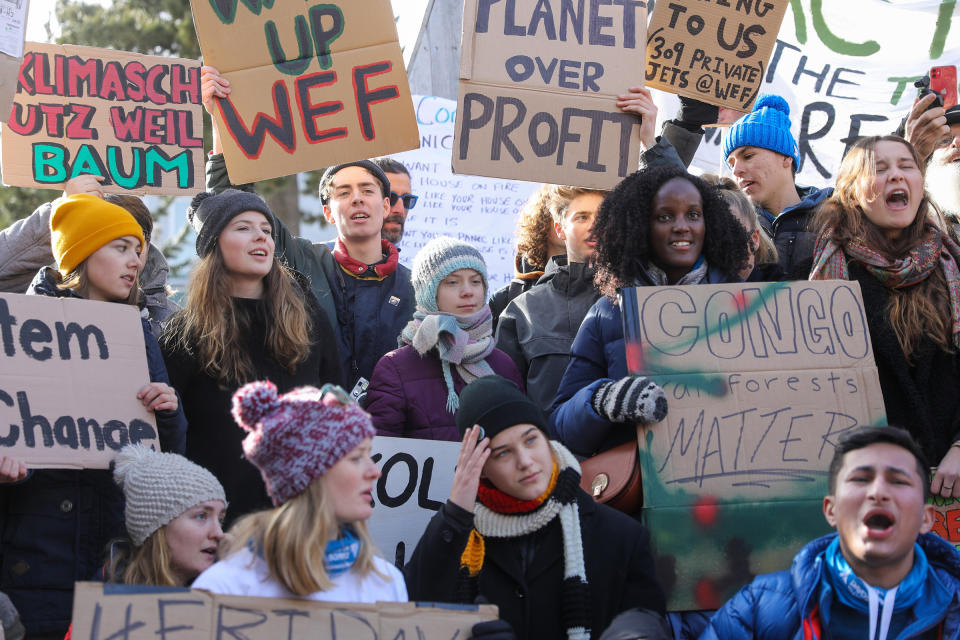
[454,0,647,189]
[623,281,886,610]
[644,0,790,111]
[189,0,419,185]
[0,293,158,469]
[1,42,203,195]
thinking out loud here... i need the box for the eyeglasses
[389,191,419,210]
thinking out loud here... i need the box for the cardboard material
[367,436,459,565]
[932,495,960,552]
[190,0,419,185]
[622,281,886,609]
[1,42,202,194]
[454,0,646,188]
[0,292,157,469]
[645,0,790,111]
[0,0,28,123]
[70,582,498,640]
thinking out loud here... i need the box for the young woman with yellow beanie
[160,189,342,527]
[0,193,187,639]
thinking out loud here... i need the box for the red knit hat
[232,381,376,506]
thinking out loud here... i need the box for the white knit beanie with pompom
[113,444,227,546]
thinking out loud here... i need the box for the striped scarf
[810,223,960,350]
[458,442,591,640]
[400,306,496,412]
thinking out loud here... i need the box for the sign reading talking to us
[454,0,647,189]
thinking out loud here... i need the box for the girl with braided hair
[810,135,960,500]
[549,166,751,458]
[405,375,667,640]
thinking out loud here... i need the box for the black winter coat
[404,493,665,640]
[850,262,960,463]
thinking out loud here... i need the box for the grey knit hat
[186,188,276,258]
[113,445,227,546]
[411,236,488,311]
[318,160,391,205]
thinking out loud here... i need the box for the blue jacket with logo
[699,533,960,640]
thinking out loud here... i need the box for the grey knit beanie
[186,188,276,258]
[411,236,488,311]
[113,445,227,546]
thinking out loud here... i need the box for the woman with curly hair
[160,189,342,525]
[489,185,566,330]
[810,135,960,498]
[549,166,750,458]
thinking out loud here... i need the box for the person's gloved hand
[674,96,719,132]
[592,376,668,424]
[470,619,516,640]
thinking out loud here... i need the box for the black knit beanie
[455,376,546,440]
[187,189,276,258]
[318,160,391,205]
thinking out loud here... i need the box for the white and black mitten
[591,376,668,424]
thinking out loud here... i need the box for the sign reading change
[644,0,790,111]
[0,293,158,469]
[1,42,203,195]
[454,0,647,189]
[190,0,419,184]
[622,281,886,610]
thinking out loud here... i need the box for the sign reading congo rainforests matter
[1,42,203,194]
[454,0,647,189]
[0,293,158,470]
[622,281,886,610]
[645,0,790,111]
[189,0,419,185]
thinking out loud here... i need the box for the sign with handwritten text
[623,281,885,609]
[1,42,202,194]
[454,0,646,188]
[70,582,498,640]
[645,0,790,111]
[190,0,419,184]
[0,293,157,469]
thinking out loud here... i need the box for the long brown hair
[56,261,139,305]
[814,135,953,359]
[223,477,384,595]
[163,247,312,384]
[106,528,185,587]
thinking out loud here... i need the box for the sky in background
[24,0,430,57]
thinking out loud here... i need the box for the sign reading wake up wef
[190,0,419,184]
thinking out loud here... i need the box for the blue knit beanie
[412,236,488,311]
[723,94,801,172]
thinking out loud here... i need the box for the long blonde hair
[223,477,383,595]
[163,247,312,384]
[107,528,185,587]
[814,135,953,359]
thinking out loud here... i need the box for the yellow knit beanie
[50,194,145,276]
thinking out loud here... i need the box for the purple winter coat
[366,345,524,441]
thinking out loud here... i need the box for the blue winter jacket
[548,266,730,457]
[699,533,960,640]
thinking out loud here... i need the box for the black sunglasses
[389,191,419,210]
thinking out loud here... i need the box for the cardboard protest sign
[0,42,202,194]
[623,281,886,610]
[190,0,418,185]
[645,0,790,111]
[70,582,498,640]
[367,436,459,565]
[0,293,157,469]
[454,0,647,189]
[932,495,960,552]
